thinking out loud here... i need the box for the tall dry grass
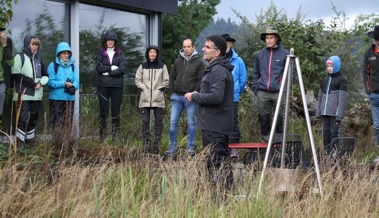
[1,91,379,217]
[1,151,379,217]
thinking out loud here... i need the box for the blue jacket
[228,48,247,102]
[47,42,79,101]
[252,43,289,94]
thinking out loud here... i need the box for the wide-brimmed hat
[260,26,282,42]
[367,25,379,38]
[221,33,236,43]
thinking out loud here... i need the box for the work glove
[334,119,341,128]
[102,72,109,76]
[111,65,119,71]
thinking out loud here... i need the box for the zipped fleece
[252,43,289,94]
[135,45,169,108]
[191,56,234,135]
[169,49,206,95]
[362,44,379,94]
[11,34,48,101]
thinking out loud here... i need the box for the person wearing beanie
[135,45,169,154]
[164,38,206,157]
[0,27,14,128]
[96,31,127,144]
[252,26,290,142]
[362,25,379,163]
[47,42,79,147]
[316,56,348,156]
[184,35,235,191]
[221,33,247,158]
[11,34,48,148]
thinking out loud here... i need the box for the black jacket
[169,50,206,95]
[192,56,234,135]
[362,44,379,94]
[95,32,127,88]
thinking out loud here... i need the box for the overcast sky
[214,0,378,26]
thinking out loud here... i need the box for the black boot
[149,139,160,154]
[26,138,35,147]
[144,139,151,153]
[17,138,25,149]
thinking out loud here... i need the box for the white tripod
[256,48,323,197]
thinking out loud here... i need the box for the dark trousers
[202,129,233,190]
[230,102,241,143]
[49,100,74,142]
[140,107,164,145]
[16,100,41,142]
[98,87,123,138]
[321,116,340,151]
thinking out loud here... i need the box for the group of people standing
[2,23,379,185]
[11,34,79,148]
[0,29,125,149]
[135,35,248,160]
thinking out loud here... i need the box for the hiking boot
[230,148,239,158]
[26,139,35,147]
[17,139,25,149]
[144,139,151,153]
[164,145,178,156]
[186,148,195,156]
[148,146,160,154]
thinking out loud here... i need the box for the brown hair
[30,37,41,46]
[103,40,118,50]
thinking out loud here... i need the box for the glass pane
[79,3,146,94]
[8,0,67,68]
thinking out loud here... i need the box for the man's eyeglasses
[203,45,218,50]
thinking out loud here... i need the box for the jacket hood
[23,34,40,56]
[179,49,199,60]
[56,42,72,57]
[55,42,74,64]
[103,31,119,44]
[326,56,340,73]
[145,45,160,61]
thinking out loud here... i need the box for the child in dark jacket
[316,56,348,155]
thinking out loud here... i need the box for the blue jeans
[169,93,197,149]
[369,93,379,145]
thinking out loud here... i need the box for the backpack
[18,52,75,74]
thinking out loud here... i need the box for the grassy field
[1,92,379,217]
[1,148,379,217]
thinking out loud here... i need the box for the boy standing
[316,56,348,154]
